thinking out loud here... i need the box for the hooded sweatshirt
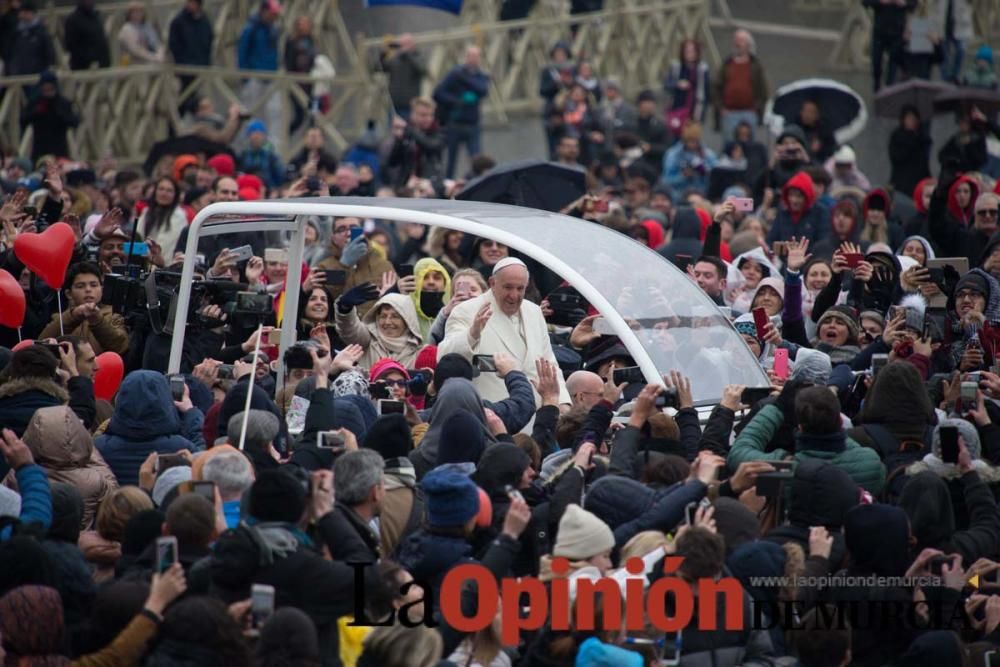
[903,177,936,239]
[95,371,201,486]
[848,361,937,453]
[411,257,452,342]
[861,187,903,248]
[947,174,980,227]
[767,171,829,244]
[657,206,703,266]
[409,378,495,480]
[335,292,425,369]
[898,470,1000,565]
[18,406,117,529]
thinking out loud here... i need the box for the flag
[364,0,463,14]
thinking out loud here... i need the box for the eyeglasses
[333,227,354,234]
[956,290,983,301]
[377,379,408,388]
[977,209,999,217]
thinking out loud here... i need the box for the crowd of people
[3,0,1000,664]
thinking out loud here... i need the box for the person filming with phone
[438,257,570,410]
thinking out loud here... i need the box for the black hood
[788,459,859,529]
[472,444,530,498]
[671,206,702,239]
[898,471,954,551]
[844,504,911,577]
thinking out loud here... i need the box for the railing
[361,0,717,122]
[0,65,390,164]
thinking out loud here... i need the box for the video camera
[102,269,269,334]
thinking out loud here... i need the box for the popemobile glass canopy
[168,197,769,403]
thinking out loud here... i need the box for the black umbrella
[142,135,235,177]
[456,159,586,212]
[764,78,868,144]
[874,79,955,120]
[933,87,1000,115]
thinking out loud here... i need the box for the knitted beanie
[421,468,480,528]
[553,504,615,561]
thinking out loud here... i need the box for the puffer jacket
[95,371,203,486]
[334,292,426,369]
[16,406,117,529]
[728,403,886,494]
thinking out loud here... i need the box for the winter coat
[664,59,710,122]
[378,458,420,556]
[21,92,80,162]
[168,7,213,65]
[63,4,110,70]
[237,13,279,71]
[38,303,129,356]
[889,126,932,198]
[710,54,769,119]
[409,377,496,479]
[0,376,69,439]
[314,501,381,564]
[433,65,490,127]
[662,142,718,194]
[316,247,394,317]
[95,371,203,486]
[863,0,917,37]
[6,18,56,76]
[386,124,445,187]
[767,171,830,244]
[334,292,425,370]
[16,406,117,530]
[728,403,886,494]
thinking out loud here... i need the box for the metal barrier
[0,65,389,164]
[362,0,717,122]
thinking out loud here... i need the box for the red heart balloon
[94,351,125,401]
[0,269,25,328]
[14,222,76,289]
[11,338,33,352]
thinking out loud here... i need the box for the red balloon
[0,269,25,328]
[93,351,125,401]
[14,222,76,289]
[11,339,33,352]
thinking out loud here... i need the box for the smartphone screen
[155,536,178,574]
[192,481,215,502]
[251,584,275,629]
[378,399,406,416]
[612,365,644,385]
[473,355,497,373]
[316,431,346,451]
[684,501,698,525]
[324,270,347,286]
[752,307,769,340]
[772,348,790,380]
[940,425,959,463]
[169,376,186,402]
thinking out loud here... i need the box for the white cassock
[437,290,571,407]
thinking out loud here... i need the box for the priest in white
[437,257,571,407]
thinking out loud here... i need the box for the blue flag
[365,0,462,16]
[365,0,462,14]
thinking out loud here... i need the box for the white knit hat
[553,504,615,560]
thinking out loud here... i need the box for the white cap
[833,145,856,165]
[491,256,528,276]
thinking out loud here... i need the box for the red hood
[781,171,816,223]
[912,177,935,214]
[947,175,980,225]
[639,219,665,249]
[831,199,860,239]
[862,188,892,220]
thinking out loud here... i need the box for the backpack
[863,423,934,503]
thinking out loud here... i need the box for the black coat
[889,127,931,199]
[168,8,213,66]
[6,19,56,76]
[63,5,110,70]
[22,92,80,161]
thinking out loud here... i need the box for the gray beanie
[228,410,280,450]
[790,348,833,385]
[0,486,21,518]
[152,465,192,507]
[932,418,981,461]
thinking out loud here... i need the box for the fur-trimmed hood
[906,454,1000,482]
[0,376,69,403]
